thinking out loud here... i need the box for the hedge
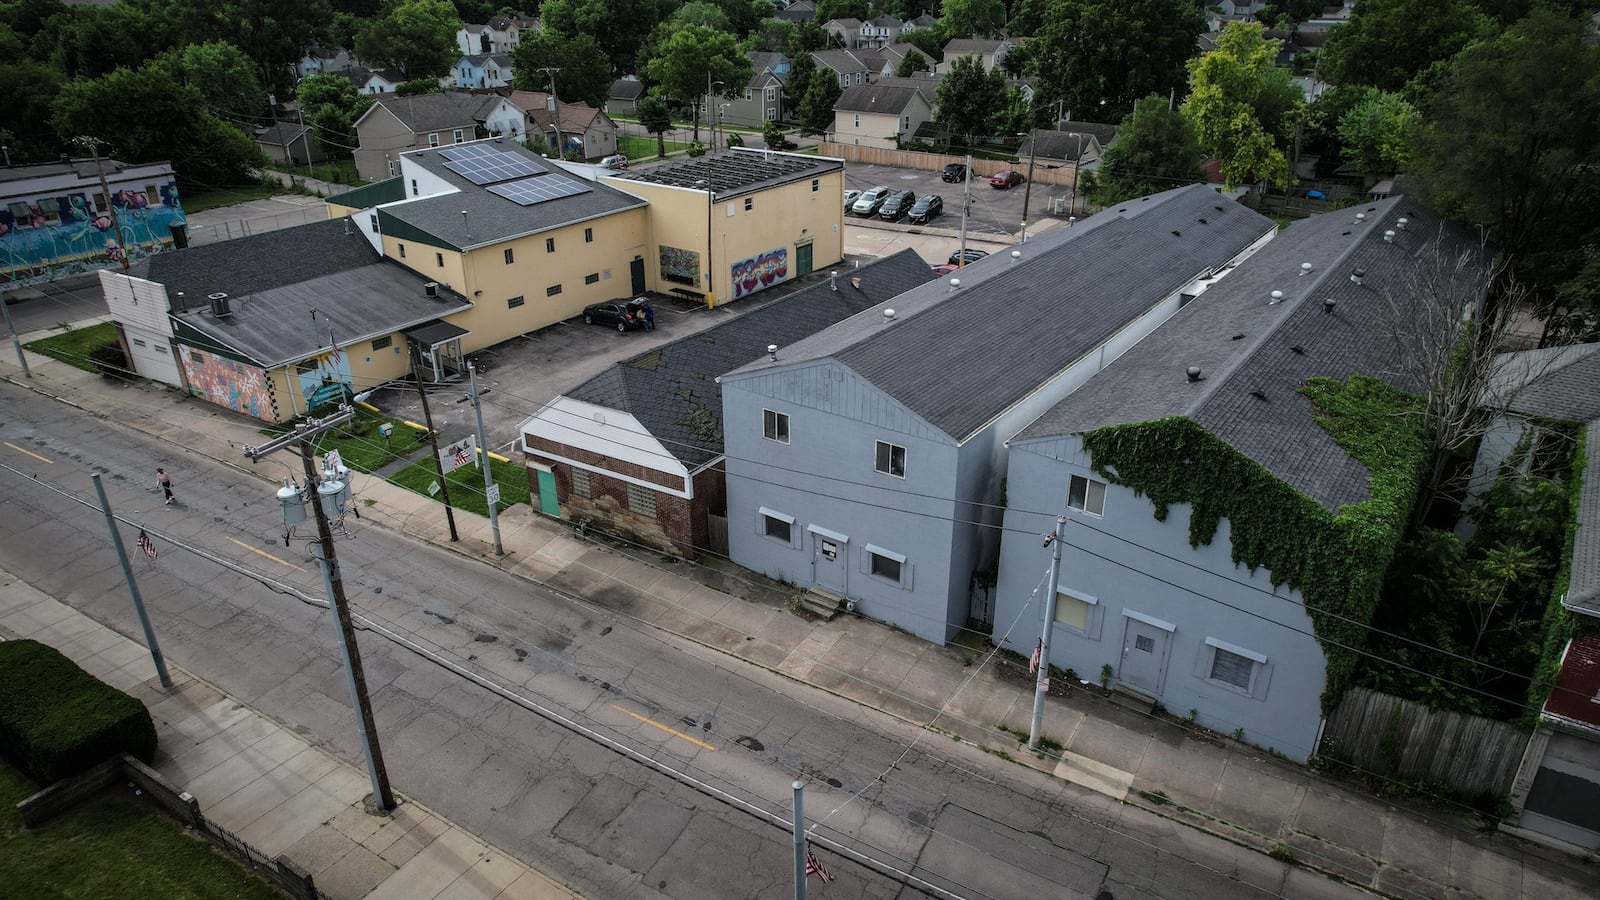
[0,640,157,785]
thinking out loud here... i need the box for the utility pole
[467,361,502,555]
[538,67,563,157]
[791,781,807,900]
[1019,129,1038,244]
[244,411,396,812]
[91,473,171,688]
[298,104,314,180]
[1028,515,1067,750]
[957,152,974,266]
[2,287,30,377]
[1067,132,1084,217]
[74,136,129,271]
[410,351,459,541]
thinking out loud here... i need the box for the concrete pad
[182,726,320,806]
[1206,757,1305,840]
[493,870,582,900]
[30,607,102,645]
[378,826,486,900]
[0,596,74,637]
[1449,837,1524,900]
[1064,713,1153,775]
[1293,783,1389,861]
[370,806,450,862]
[238,781,355,857]
[282,823,360,876]
[314,844,397,899]
[328,801,389,844]
[431,841,528,900]
[1053,750,1135,801]
[170,697,257,745]
[53,624,129,660]
[205,746,342,829]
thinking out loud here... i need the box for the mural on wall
[731,247,789,299]
[1,182,185,287]
[659,245,701,286]
[183,348,278,422]
[297,338,354,412]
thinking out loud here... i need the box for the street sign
[438,435,477,474]
[427,480,441,496]
[486,484,500,506]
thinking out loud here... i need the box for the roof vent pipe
[1349,268,1365,286]
[1269,290,1284,304]
[1011,250,1021,262]
[1384,229,1396,242]
[1396,217,1409,231]
[461,210,471,241]
[829,270,838,291]
[1300,262,1312,276]
[883,308,896,323]
[1186,366,1202,383]
[948,277,960,291]
[1323,297,1336,314]
[1355,212,1366,224]
[767,344,778,361]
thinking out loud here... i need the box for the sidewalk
[2,348,1592,899]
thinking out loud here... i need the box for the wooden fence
[817,142,1081,187]
[1318,687,1529,799]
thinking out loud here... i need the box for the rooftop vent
[829,270,838,291]
[1186,366,1202,383]
[208,292,231,318]
[1383,229,1396,242]
[1396,217,1409,231]
[882,308,896,323]
[1250,389,1268,401]
[1349,269,1365,286]
[767,344,778,361]
[425,282,440,298]
[1323,297,1336,314]
[1355,212,1366,224]
[948,277,960,291]
[1300,262,1313,276]
[1269,290,1284,304]
[1290,345,1305,355]
[1010,250,1021,262]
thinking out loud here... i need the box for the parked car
[907,194,943,224]
[844,189,861,211]
[931,263,960,279]
[767,138,798,150]
[990,170,1023,189]
[947,248,988,266]
[878,190,917,221]
[599,154,628,171]
[582,299,646,332]
[941,163,968,183]
[851,186,892,216]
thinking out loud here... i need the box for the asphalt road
[0,384,1367,900]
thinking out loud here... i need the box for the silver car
[844,189,861,211]
[851,186,891,216]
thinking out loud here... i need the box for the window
[452,128,465,143]
[371,336,393,351]
[545,237,555,253]
[760,507,794,544]
[865,544,907,586]
[1210,648,1252,689]
[584,227,593,243]
[875,441,906,478]
[766,86,777,102]
[627,483,657,517]
[585,272,600,284]
[507,295,525,309]
[429,133,440,147]
[410,179,418,196]
[398,243,406,258]
[854,114,861,128]
[132,338,146,348]
[744,197,753,211]
[387,160,398,177]
[765,108,778,121]
[569,468,591,498]
[546,284,563,297]
[504,248,514,264]
[872,553,901,581]
[744,88,753,101]
[1054,590,1092,631]
[1200,637,1270,696]
[812,178,819,193]
[763,409,789,443]
[436,252,445,267]
[1067,475,1106,516]
[369,213,379,232]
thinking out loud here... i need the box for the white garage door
[125,327,183,386]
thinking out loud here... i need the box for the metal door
[812,532,847,594]
[532,464,560,517]
[796,242,813,277]
[630,256,646,294]
[1118,616,1170,695]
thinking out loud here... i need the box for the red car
[990,170,1024,189]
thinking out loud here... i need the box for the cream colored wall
[713,169,845,304]
[834,110,903,149]
[354,109,421,181]
[617,183,710,299]
[272,332,414,415]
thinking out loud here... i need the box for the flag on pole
[1028,638,1041,675]
[805,850,835,884]
[454,444,472,468]
[328,328,343,368]
[137,529,157,559]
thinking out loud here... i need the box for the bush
[0,641,156,784]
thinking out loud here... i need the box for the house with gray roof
[936,38,1011,74]
[992,196,1481,762]
[832,78,934,149]
[353,92,518,181]
[720,185,1276,644]
[1020,124,1119,168]
[517,250,931,556]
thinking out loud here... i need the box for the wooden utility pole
[74,136,129,270]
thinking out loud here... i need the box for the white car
[599,154,628,170]
[844,189,861,210]
[851,186,891,216]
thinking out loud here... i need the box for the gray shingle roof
[379,140,647,250]
[133,217,379,305]
[725,184,1275,442]
[370,92,492,133]
[1024,125,1118,161]
[1490,343,1600,422]
[609,78,645,100]
[1016,196,1484,512]
[1570,423,1600,616]
[811,49,873,74]
[611,148,842,200]
[566,250,932,469]
[834,81,926,114]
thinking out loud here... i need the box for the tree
[1318,0,1491,93]
[355,0,460,79]
[510,31,613,109]
[1182,22,1297,189]
[715,0,774,37]
[1028,0,1203,123]
[934,54,1007,144]
[1087,94,1203,205]
[33,1,181,79]
[897,26,943,64]
[938,0,1005,40]
[295,73,371,158]
[396,77,444,95]
[812,0,868,22]
[1336,89,1417,178]
[644,25,751,140]
[796,67,842,135]
[174,0,333,98]
[162,41,265,124]
[539,0,672,76]
[636,94,673,158]
[1007,0,1050,37]
[895,49,929,78]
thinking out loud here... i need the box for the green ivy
[1520,426,1591,728]
[1081,375,1429,710]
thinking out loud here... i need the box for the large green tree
[938,0,1005,39]
[1182,22,1298,189]
[1028,0,1203,123]
[511,30,612,109]
[1336,89,1417,179]
[296,72,372,159]
[796,67,842,135]
[1087,94,1204,205]
[636,94,673,158]
[1319,0,1491,93]
[355,0,459,78]
[539,0,672,76]
[175,0,332,97]
[644,25,751,140]
[0,22,63,163]
[935,54,1008,144]
[161,41,265,124]
[33,1,181,79]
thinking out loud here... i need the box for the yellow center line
[610,704,717,751]
[3,441,52,464]
[226,536,303,571]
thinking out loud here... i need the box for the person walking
[643,302,656,331]
[157,467,174,505]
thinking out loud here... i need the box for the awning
[403,320,470,347]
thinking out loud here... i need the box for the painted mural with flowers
[730,247,788,299]
[182,348,278,423]
[1,182,186,285]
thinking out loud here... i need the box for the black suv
[941,163,968,183]
[879,190,916,221]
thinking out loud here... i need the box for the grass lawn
[389,454,530,517]
[618,134,693,159]
[261,406,423,473]
[180,182,283,213]
[0,763,285,900]
[265,158,363,186]
[24,321,119,373]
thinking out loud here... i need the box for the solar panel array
[487,175,593,206]
[439,144,543,185]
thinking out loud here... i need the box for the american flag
[1028,639,1041,675]
[453,444,472,468]
[137,529,157,559]
[328,329,343,367]
[805,850,835,884]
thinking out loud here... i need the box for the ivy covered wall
[1080,375,1430,710]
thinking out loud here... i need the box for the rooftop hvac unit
[208,292,232,317]
[425,282,440,299]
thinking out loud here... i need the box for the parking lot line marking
[226,536,303,571]
[610,704,717,751]
[2,441,52,463]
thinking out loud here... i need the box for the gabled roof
[1023,124,1119,161]
[460,54,513,68]
[826,17,862,28]
[1016,197,1482,512]
[132,217,377,303]
[834,80,928,114]
[1488,343,1600,423]
[253,123,312,145]
[811,48,874,74]
[564,250,932,469]
[942,38,1006,55]
[360,92,492,134]
[724,185,1275,442]
[509,91,606,132]
[609,78,645,101]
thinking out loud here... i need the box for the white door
[1119,615,1171,695]
[811,530,848,595]
[126,328,182,385]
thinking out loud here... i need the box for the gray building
[721,185,1275,644]
[993,197,1481,762]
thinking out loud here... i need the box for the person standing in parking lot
[643,302,655,331]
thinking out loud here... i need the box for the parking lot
[840,161,1063,237]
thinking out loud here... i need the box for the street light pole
[1068,132,1084,217]
[1019,129,1038,243]
[1028,516,1067,750]
[467,361,502,555]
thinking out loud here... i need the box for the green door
[630,256,646,294]
[535,466,560,517]
[796,242,813,277]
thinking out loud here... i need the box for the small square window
[569,468,591,498]
[1210,648,1254,690]
[763,409,789,443]
[744,88,753,101]
[1067,475,1106,516]
[436,252,445,267]
[585,272,600,284]
[369,213,378,232]
[764,514,791,543]
[627,483,657,517]
[875,441,905,477]
[545,237,555,253]
[507,295,525,308]
[812,178,819,193]
[1054,591,1090,631]
[504,248,514,264]
[869,551,901,582]
[1134,634,1155,653]
[744,197,753,211]
[584,227,593,242]
[371,336,393,351]
[546,284,563,297]
[410,179,418,195]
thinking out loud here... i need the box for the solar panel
[440,146,544,185]
[487,175,593,206]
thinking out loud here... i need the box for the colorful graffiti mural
[183,349,278,422]
[731,247,789,299]
[1,181,186,287]
[659,245,701,287]
[297,340,354,413]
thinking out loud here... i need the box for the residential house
[361,69,405,95]
[1020,124,1119,170]
[877,43,932,78]
[936,38,1010,74]
[1466,344,1600,504]
[457,15,537,55]
[453,54,514,89]
[811,49,880,90]
[776,0,816,22]
[723,54,789,130]
[297,46,357,79]
[253,123,327,166]
[832,78,934,149]
[824,17,863,48]
[607,148,845,306]
[991,197,1480,763]
[353,92,520,180]
[607,78,646,117]
[518,250,930,555]
[721,185,1276,645]
[509,91,619,160]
